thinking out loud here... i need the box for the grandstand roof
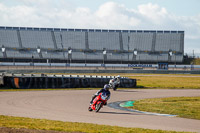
[0,26,184,34]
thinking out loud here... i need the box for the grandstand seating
[42,51,65,59]
[53,32,63,49]
[0,30,19,48]
[121,33,129,51]
[84,52,103,60]
[171,55,183,62]
[71,52,85,60]
[88,32,120,50]
[129,33,153,51]
[58,31,86,49]
[6,50,39,58]
[107,53,129,61]
[0,26,184,63]
[155,33,182,52]
[20,30,55,49]
[0,51,3,57]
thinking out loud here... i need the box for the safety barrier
[2,74,136,89]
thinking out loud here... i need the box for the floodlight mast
[2,45,7,58]
[134,50,137,56]
[133,49,138,63]
[37,46,43,59]
[103,48,107,65]
[169,51,173,56]
[68,47,72,64]
[2,47,5,53]
[84,52,87,66]
[168,49,173,63]
[37,48,41,53]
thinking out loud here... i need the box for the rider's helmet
[104,84,110,90]
[117,75,120,79]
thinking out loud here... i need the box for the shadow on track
[99,111,140,115]
[116,90,139,93]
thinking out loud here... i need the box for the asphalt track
[0,89,200,132]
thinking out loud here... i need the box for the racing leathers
[109,77,120,90]
[90,87,110,105]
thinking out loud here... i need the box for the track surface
[0,89,200,132]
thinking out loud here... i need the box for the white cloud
[94,2,140,29]
[137,3,168,25]
[0,1,199,53]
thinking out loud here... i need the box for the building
[0,26,184,64]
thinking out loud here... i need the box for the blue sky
[0,0,200,55]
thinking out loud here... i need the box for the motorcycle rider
[109,75,120,90]
[90,84,111,105]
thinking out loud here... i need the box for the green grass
[130,97,200,120]
[118,74,200,89]
[193,58,200,65]
[134,76,200,89]
[0,115,191,133]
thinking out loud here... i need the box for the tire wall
[3,76,136,89]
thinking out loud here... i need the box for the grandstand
[0,26,184,64]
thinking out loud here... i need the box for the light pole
[84,52,87,66]
[2,46,6,61]
[103,49,106,65]
[169,50,172,63]
[157,54,158,64]
[1,47,5,54]
[174,52,176,68]
[37,47,41,59]
[68,48,72,65]
[139,55,140,64]
[45,51,49,64]
[60,34,63,49]
[65,51,68,65]
[133,49,137,63]
[169,51,173,58]
[121,54,122,64]
[13,52,15,66]
[37,48,41,54]
[31,53,34,66]
[128,35,130,62]
[49,52,51,67]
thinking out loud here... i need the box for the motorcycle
[109,83,119,91]
[88,92,108,112]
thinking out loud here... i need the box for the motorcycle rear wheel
[113,87,117,91]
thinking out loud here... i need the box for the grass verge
[133,76,200,89]
[130,97,200,120]
[0,115,191,133]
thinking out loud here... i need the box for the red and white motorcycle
[88,92,108,112]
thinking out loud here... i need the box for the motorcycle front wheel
[88,106,93,112]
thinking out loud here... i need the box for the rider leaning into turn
[90,84,111,105]
[109,75,120,89]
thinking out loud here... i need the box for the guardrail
[2,74,136,89]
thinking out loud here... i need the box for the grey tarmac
[0,89,200,132]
